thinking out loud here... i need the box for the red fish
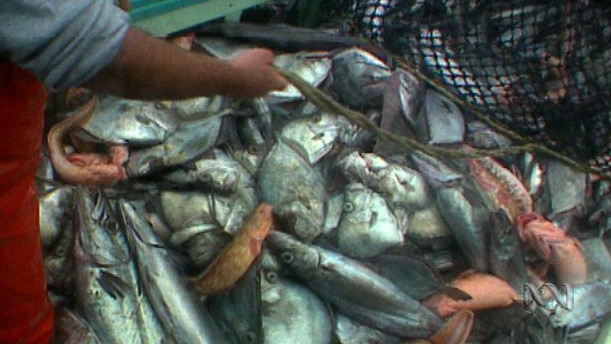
[469,157,533,224]
[192,203,273,295]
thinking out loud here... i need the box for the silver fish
[162,150,244,193]
[43,211,76,293]
[208,265,263,344]
[81,94,180,145]
[258,137,326,242]
[487,210,529,291]
[119,199,229,344]
[330,47,391,108]
[268,51,332,103]
[336,183,403,258]
[339,151,433,211]
[73,188,143,344]
[466,121,513,150]
[335,313,400,344]
[436,185,490,272]
[267,230,442,338]
[279,113,339,165]
[415,89,465,145]
[172,95,227,121]
[126,114,225,177]
[39,186,75,249]
[543,160,588,217]
[261,268,333,344]
[195,36,253,61]
[407,205,454,246]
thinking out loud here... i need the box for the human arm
[83,28,287,100]
[0,0,286,99]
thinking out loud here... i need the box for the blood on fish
[47,97,127,186]
[469,157,533,223]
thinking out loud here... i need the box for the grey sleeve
[0,1,130,91]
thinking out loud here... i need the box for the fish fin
[98,271,130,300]
[430,309,474,344]
[443,286,472,301]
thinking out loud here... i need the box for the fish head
[267,231,321,274]
[73,187,127,265]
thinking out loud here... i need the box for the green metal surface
[130,0,269,36]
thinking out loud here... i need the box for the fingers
[229,48,288,98]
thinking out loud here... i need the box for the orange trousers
[0,61,54,343]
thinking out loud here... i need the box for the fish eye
[264,270,278,283]
[343,202,355,213]
[311,115,322,123]
[280,252,294,264]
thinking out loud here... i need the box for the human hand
[227,48,287,99]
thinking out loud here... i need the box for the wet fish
[374,69,423,156]
[279,113,339,165]
[118,199,228,344]
[260,268,333,344]
[172,95,228,121]
[330,47,392,108]
[339,151,433,212]
[39,186,75,249]
[487,210,529,291]
[367,253,472,301]
[415,90,465,145]
[43,210,76,293]
[258,137,326,242]
[81,94,180,145]
[334,313,400,344]
[336,183,403,258]
[72,188,143,344]
[161,149,243,193]
[409,151,463,189]
[466,121,513,150]
[126,113,225,177]
[436,185,490,272]
[208,265,263,344]
[268,51,332,103]
[192,203,273,295]
[267,230,442,338]
[407,205,454,247]
[543,160,587,217]
[194,36,253,60]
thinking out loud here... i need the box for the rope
[273,66,611,180]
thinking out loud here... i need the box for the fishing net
[351,0,611,172]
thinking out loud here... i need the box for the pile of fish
[39,32,611,344]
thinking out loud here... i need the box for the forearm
[84,28,240,100]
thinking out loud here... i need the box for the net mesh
[352,0,611,171]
